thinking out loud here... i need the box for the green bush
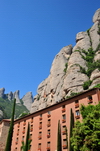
[63,63,68,73]
[83,80,92,90]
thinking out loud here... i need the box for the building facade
[0,119,10,151]
[11,88,100,151]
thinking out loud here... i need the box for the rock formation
[0,88,5,98]
[22,92,33,110]
[30,8,100,113]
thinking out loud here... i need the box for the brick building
[0,119,10,151]
[11,88,100,151]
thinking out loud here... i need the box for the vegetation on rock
[0,97,29,119]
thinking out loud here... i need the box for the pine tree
[5,98,16,151]
[69,108,74,151]
[57,120,62,151]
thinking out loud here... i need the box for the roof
[14,87,100,123]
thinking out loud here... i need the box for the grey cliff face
[13,90,20,104]
[0,110,3,120]
[8,91,13,101]
[0,88,5,98]
[22,92,33,111]
[30,8,100,113]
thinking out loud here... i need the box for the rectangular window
[47,142,50,148]
[75,110,80,116]
[47,129,50,138]
[75,100,78,103]
[62,105,66,112]
[88,96,93,103]
[63,139,67,149]
[47,119,51,127]
[38,143,41,149]
[38,132,42,139]
[39,122,42,129]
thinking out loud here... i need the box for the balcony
[39,125,42,129]
[47,114,51,118]
[39,117,42,120]
[75,103,79,108]
[62,119,66,123]
[31,119,33,123]
[15,142,18,145]
[63,145,67,149]
[17,132,19,135]
[38,136,42,140]
[38,148,41,151]
[47,123,51,127]
[88,99,93,104]
[47,134,50,138]
[23,122,26,126]
[22,131,25,134]
[46,147,50,151]
[62,131,66,135]
[17,124,20,128]
[75,115,80,119]
[30,128,33,132]
[62,108,66,113]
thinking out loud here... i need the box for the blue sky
[0,1,100,98]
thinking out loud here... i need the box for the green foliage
[57,120,62,151]
[0,97,29,119]
[18,112,29,118]
[93,84,100,88]
[71,103,100,151]
[79,46,100,78]
[83,80,92,90]
[63,63,68,73]
[5,99,16,151]
[70,92,80,97]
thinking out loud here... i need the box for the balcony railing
[30,128,33,132]
[47,123,51,127]
[23,122,26,126]
[62,119,66,123]
[38,148,41,151]
[15,142,18,144]
[39,117,42,120]
[47,114,51,118]
[38,136,42,140]
[75,115,80,119]
[39,125,42,129]
[62,131,66,135]
[17,124,20,128]
[88,99,93,104]
[62,108,66,113]
[46,147,50,151]
[47,134,50,138]
[63,145,67,149]
[75,103,79,108]
[22,131,25,134]
[17,132,19,135]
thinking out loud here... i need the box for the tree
[5,98,16,151]
[57,120,62,151]
[69,108,74,151]
[21,123,32,151]
[71,103,100,151]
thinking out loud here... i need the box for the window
[31,117,33,123]
[39,114,42,120]
[30,134,32,140]
[62,114,66,123]
[47,111,51,118]
[23,120,26,126]
[47,129,50,138]
[62,105,66,112]
[22,136,24,142]
[47,119,51,127]
[38,143,41,150]
[88,96,93,103]
[62,126,66,135]
[75,100,79,108]
[22,127,25,134]
[16,137,18,144]
[30,125,33,132]
[75,110,80,119]
[17,129,19,135]
[38,131,42,139]
[39,122,42,129]
[63,139,67,149]
[47,142,50,151]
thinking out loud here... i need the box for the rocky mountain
[30,8,100,113]
[0,88,33,117]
